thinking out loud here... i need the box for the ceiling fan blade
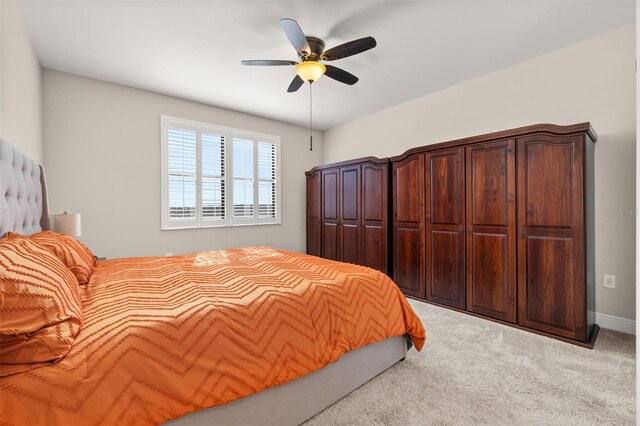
[321,36,377,61]
[241,60,298,66]
[280,18,311,57]
[324,65,359,85]
[287,75,304,93]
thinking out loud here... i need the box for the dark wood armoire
[306,157,390,274]
[306,123,598,347]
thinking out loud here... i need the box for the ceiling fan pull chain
[309,82,313,151]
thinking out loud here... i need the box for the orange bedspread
[0,247,425,425]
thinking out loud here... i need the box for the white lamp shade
[52,213,82,237]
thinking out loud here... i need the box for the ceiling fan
[241,18,377,92]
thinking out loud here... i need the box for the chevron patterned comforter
[0,247,425,425]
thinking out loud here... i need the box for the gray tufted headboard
[0,139,51,237]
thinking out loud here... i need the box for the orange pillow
[8,231,96,285]
[0,238,83,376]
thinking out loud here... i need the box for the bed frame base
[166,335,407,426]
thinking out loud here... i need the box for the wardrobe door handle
[520,227,525,239]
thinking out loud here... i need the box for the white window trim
[161,115,281,230]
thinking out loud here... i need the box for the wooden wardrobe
[306,157,390,274]
[393,142,515,318]
[307,123,598,347]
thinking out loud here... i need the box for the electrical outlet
[604,274,616,289]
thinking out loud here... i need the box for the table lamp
[52,212,82,237]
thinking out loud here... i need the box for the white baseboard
[595,312,636,335]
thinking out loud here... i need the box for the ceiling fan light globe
[295,61,326,83]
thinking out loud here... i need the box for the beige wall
[323,26,636,321]
[0,0,43,162]
[43,70,323,259]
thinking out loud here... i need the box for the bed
[0,138,425,425]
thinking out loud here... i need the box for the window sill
[161,221,282,231]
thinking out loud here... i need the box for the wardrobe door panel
[426,148,465,309]
[517,134,586,341]
[525,236,576,332]
[394,156,424,224]
[469,234,510,315]
[525,144,573,228]
[322,223,339,260]
[362,163,389,273]
[321,169,340,261]
[430,154,462,225]
[341,167,359,221]
[341,223,360,264]
[362,164,386,221]
[339,166,361,264]
[470,147,509,226]
[392,154,426,298]
[429,230,464,303]
[363,225,385,271]
[306,171,322,256]
[396,228,424,296]
[466,140,516,322]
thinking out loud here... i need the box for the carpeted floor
[305,299,636,425]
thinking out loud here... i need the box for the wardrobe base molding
[407,296,600,349]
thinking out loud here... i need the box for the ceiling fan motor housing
[303,36,325,61]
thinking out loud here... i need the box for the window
[161,116,280,229]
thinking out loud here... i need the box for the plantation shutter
[167,128,197,221]
[258,142,277,220]
[201,132,226,221]
[232,138,255,218]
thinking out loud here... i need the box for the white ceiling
[19,1,634,130]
